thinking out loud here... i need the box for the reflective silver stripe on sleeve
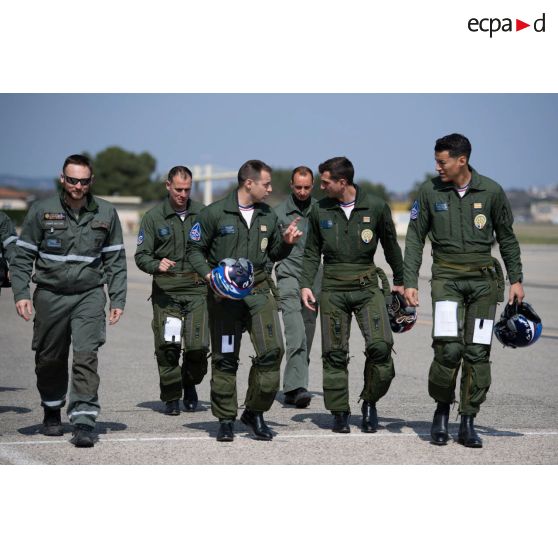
[69,410,99,416]
[39,252,98,263]
[2,235,18,248]
[16,239,39,252]
[101,244,125,253]
[42,399,65,407]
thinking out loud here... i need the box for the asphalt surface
[1,236,557,464]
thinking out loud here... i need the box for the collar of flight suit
[284,193,316,217]
[59,191,99,222]
[433,166,486,193]
[161,196,199,219]
[322,184,369,212]
[222,188,268,217]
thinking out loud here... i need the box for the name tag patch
[474,202,483,209]
[158,226,171,237]
[219,225,236,236]
[320,219,333,229]
[260,224,267,232]
[46,239,62,248]
[435,202,449,212]
[362,216,371,223]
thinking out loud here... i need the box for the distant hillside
[0,174,55,191]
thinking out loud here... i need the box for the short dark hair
[318,157,354,184]
[291,166,314,183]
[167,165,193,182]
[238,160,272,186]
[63,154,93,174]
[435,133,472,161]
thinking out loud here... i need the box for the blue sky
[0,94,556,193]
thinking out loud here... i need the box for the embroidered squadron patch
[410,200,419,220]
[190,222,201,241]
[260,237,268,252]
[474,214,487,229]
[137,229,145,245]
[361,229,373,244]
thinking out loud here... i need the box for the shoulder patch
[410,200,419,221]
[137,229,145,245]
[190,222,201,241]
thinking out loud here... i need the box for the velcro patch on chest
[158,226,171,237]
[434,202,449,212]
[260,224,267,232]
[92,220,110,230]
[219,225,236,236]
[43,212,66,220]
[362,216,371,223]
[320,219,334,229]
[46,238,62,248]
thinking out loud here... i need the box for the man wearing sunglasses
[10,154,127,448]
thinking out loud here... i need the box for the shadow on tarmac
[17,421,128,436]
[136,400,210,413]
[0,405,32,414]
[0,386,27,393]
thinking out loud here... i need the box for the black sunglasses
[63,175,92,186]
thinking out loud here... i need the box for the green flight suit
[404,167,522,416]
[135,197,209,402]
[300,186,404,412]
[11,192,127,428]
[1,211,18,293]
[273,194,321,393]
[186,189,293,419]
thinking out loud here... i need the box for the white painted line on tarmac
[1,429,558,447]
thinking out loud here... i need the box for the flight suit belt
[323,265,384,290]
[433,255,494,272]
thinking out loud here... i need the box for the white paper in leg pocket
[473,318,494,345]
[434,300,458,337]
[221,335,234,353]
[164,316,182,343]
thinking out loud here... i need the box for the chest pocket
[91,220,110,249]
[319,216,338,253]
[430,198,451,240]
[41,218,68,253]
[470,201,493,241]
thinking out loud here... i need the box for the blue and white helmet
[494,301,542,348]
[210,258,255,300]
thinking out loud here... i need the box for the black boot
[216,420,235,442]
[430,402,450,445]
[71,425,95,448]
[183,385,198,412]
[240,409,273,441]
[164,399,180,416]
[332,411,351,433]
[361,401,378,433]
[458,415,483,448]
[283,387,312,408]
[41,408,63,437]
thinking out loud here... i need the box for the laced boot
[41,408,63,437]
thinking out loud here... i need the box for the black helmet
[494,301,542,348]
[386,292,417,333]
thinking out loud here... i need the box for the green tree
[358,180,390,202]
[89,147,163,202]
[407,172,437,203]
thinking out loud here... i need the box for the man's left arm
[492,188,524,303]
[102,208,127,323]
[377,202,404,290]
